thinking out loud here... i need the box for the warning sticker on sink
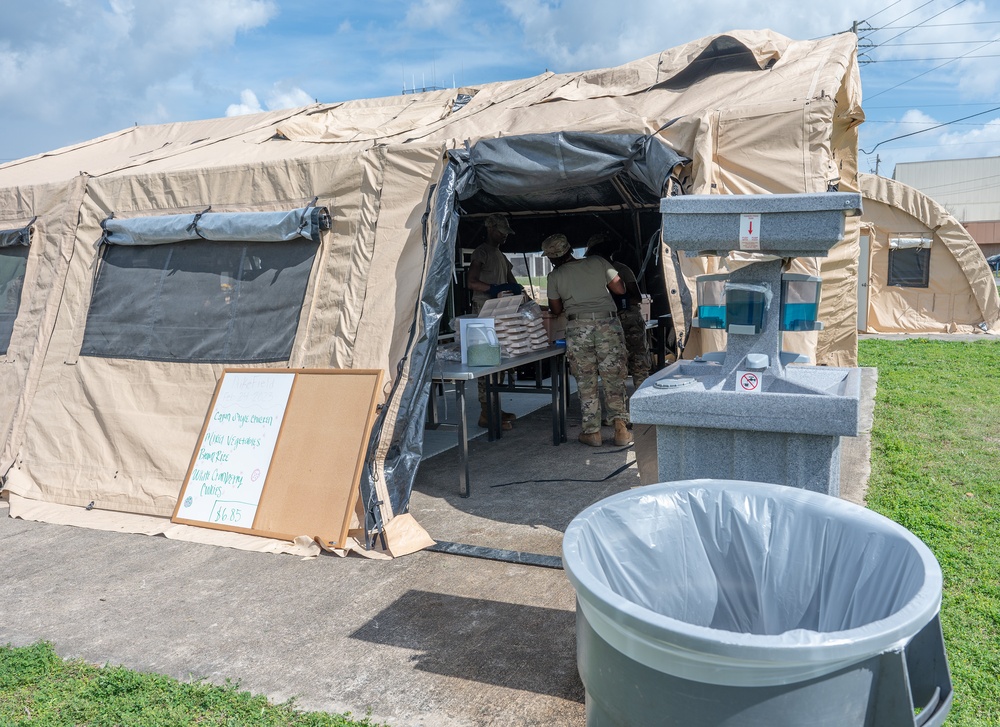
[739,214,761,250]
[737,371,762,393]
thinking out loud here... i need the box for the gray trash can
[562,479,953,726]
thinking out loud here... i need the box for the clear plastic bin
[695,274,728,329]
[781,274,823,332]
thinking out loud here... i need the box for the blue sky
[2,0,999,178]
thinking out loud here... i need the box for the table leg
[560,354,569,442]
[491,372,503,440]
[456,380,470,497]
[427,382,441,426]
[485,373,496,441]
[551,356,559,445]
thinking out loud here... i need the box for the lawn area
[859,338,1000,726]
[0,641,385,726]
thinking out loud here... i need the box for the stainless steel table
[429,345,568,497]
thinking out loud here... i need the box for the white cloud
[226,89,264,116]
[0,0,277,159]
[935,117,1000,161]
[266,85,315,109]
[501,0,867,70]
[226,85,314,116]
[405,0,463,29]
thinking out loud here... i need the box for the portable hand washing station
[562,194,953,726]
[631,192,866,496]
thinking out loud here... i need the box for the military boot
[479,408,512,430]
[613,419,632,446]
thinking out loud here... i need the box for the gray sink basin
[631,361,861,437]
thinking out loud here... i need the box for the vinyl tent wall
[859,173,1000,334]
[0,29,864,550]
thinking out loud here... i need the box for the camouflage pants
[618,306,652,388]
[566,317,628,434]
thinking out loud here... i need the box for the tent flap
[102,205,331,246]
[0,219,34,248]
[449,132,688,206]
[888,236,932,250]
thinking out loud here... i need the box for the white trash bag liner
[563,479,943,687]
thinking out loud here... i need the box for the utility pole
[852,20,858,35]
[874,155,881,176]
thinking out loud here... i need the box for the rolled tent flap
[102,205,331,246]
[888,236,932,249]
[0,218,35,248]
[449,132,689,203]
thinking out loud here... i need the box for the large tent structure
[0,30,863,553]
[857,173,1000,334]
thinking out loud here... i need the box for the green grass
[859,338,1000,726]
[0,641,385,726]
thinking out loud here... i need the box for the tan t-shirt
[470,243,513,307]
[546,256,618,316]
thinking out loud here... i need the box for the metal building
[893,156,1000,257]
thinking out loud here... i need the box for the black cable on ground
[427,541,563,569]
[490,455,636,488]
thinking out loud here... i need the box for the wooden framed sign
[171,368,383,548]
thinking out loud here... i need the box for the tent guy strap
[0,217,36,248]
[100,204,331,246]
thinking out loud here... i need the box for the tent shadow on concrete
[349,589,585,702]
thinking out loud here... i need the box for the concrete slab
[0,371,874,727]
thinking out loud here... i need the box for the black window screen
[81,238,317,363]
[888,247,930,288]
[0,247,29,354]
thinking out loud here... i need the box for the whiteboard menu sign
[174,371,294,528]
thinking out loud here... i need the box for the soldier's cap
[541,233,571,259]
[484,214,514,235]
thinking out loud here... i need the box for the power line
[892,171,1000,194]
[866,20,1000,29]
[867,0,939,36]
[866,102,1000,109]
[861,137,1000,152]
[860,0,905,26]
[865,33,1000,101]
[864,119,1000,125]
[864,53,1000,63]
[865,0,968,47]
[875,40,1000,46]
[860,105,1000,154]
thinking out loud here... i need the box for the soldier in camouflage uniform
[543,233,631,447]
[586,233,652,389]
[466,214,523,430]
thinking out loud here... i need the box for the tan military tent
[858,173,1000,334]
[0,29,863,554]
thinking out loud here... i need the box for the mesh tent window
[888,236,931,288]
[81,206,329,363]
[0,219,33,354]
